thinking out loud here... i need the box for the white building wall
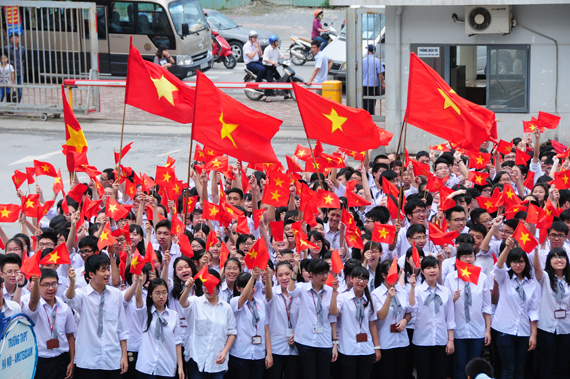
[383,4,570,152]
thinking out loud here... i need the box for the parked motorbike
[288,23,337,66]
[243,60,304,101]
[211,30,236,69]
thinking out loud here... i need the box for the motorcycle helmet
[314,9,323,18]
[269,35,279,45]
[249,30,258,38]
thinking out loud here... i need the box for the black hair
[102,168,115,181]
[125,263,153,286]
[40,268,59,283]
[275,261,293,274]
[144,278,170,333]
[549,221,569,236]
[456,233,475,246]
[84,254,110,281]
[236,271,252,289]
[416,151,429,160]
[406,224,426,239]
[469,223,487,238]
[0,254,22,271]
[456,243,475,259]
[5,238,24,253]
[445,206,466,220]
[40,248,55,260]
[171,256,201,300]
[506,248,532,280]
[365,206,390,224]
[307,230,327,258]
[311,39,322,48]
[308,258,329,275]
[14,233,32,252]
[544,248,570,293]
[350,266,374,312]
[404,198,427,217]
[227,188,244,200]
[420,255,438,281]
[39,231,58,245]
[129,224,146,254]
[343,258,362,279]
[79,235,99,252]
[155,219,171,231]
[402,246,425,285]
[469,208,489,224]
[194,223,210,236]
[236,234,254,249]
[465,358,494,379]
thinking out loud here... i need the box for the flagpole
[185,74,200,227]
[306,138,325,191]
[397,120,408,215]
[394,117,407,160]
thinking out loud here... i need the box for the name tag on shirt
[312,324,324,334]
[285,328,293,338]
[356,333,368,343]
[46,339,60,349]
[252,335,262,345]
[555,309,566,319]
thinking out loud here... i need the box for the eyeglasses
[549,233,566,240]
[40,283,59,289]
[511,260,525,266]
[79,249,94,255]
[39,242,55,249]
[412,210,429,215]
[451,218,467,223]
[479,218,493,224]
[552,256,567,261]
[2,270,20,276]
[316,272,329,277]
[353,277,369,283]
[460,254,476,260]
[411,235,428,241]
[363,219,372,224]
[5,248,22,253]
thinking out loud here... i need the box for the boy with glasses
[0,274,21,316]
[1,253,28,303]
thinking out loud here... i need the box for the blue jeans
[246,61,266,83]
[16,75,22,102]
[453,338,485,379]
[313,36,327,51]
[0,87,9,102]
[537,328,570,379]
[496,331,529,379]
[186,358,225,379]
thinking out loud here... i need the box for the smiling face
[276,265,292,288]
[175,260,193,283]
[89,265,111,287]
[39,277,59,302]
[550,253,568,271]
[224,260,240,282]
[421,264,439,282]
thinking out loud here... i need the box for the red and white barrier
[63,79,322,90]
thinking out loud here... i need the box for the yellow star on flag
[436,145,443,151]
[41,164,51,172]
[438,89,460,115]
[348,234,357,243]
[484,201,494,209]
[378,228,389,239]
[474,175,482,184]
[505,190,514,199]
[151,75,178,106]
[519,232,530,245]
[459,267,471,278]
[54,177,61,185]
[210,208,219,217]
[131,256,141,269]
[297,150,306,157]
[274,178,285,188]
[163,172,172,182]
[25,199,35,208]
[270,191,282,201]
[563,175,569,184]
[212,159,222,168]
[66,124,88,152]
[476,156,484,165]
[323,195,334,205]
[248,249,258,259]
[108,204,118,213]
[324,109,348,134]
[220,113,238,148]
[100,231,109,241]
[0,208,11,218]
[47,252,60,264]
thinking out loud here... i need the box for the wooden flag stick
[184,138,194,226]
[397,120,408,215]
[306,138,325,191]
[117,101,127,180]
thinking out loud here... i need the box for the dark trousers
[496,331,529,379]
[269,354,300,379]
[453,338,485,379]
[371,346,408,379]
[187,358,225,379]
[75,368,121,379]
[227,355,264,379]
[338,352,374,379]
[413,345,447,379]
[123,351,138,379]
[363,86,380,115]
[35,352,70,379]
[296,343,332,379]
[246,61,266,83]
[16,75,22,102]
[264,65,281,96]
[537,329,570,379]
[403,329,415,379]
[137,372,173,379]
[313,36,327,51]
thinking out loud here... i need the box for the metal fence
[0,1,99,119]
[346,5,385,122]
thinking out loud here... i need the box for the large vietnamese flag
[293,82,392,150]
[192,71,282,163]
[125,38,195,123]
[404,53,497,152]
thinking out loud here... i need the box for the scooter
[211,30,236,69]
[288,23,337,66]
[243,60,304,101]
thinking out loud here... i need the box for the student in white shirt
[66,254,129,379]
[266,261,299,379]
[371,260,412,379]
[331,265,380,379]
[1,253,27,303]
[219,258,242,303]
[179,269,237,378]
[409,255,455,379]
[492,237,540,379]
[444,244,492,379]
[134,276,183,379]
[533,247,570,379]
[228,268,273,379]
[0,275,22,317]
[25,269,77,379]
[290,259,338,379]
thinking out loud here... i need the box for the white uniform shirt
[122,288,146,352]
[183,295,237,373]
[243,41,259,65]
[336,289,378,356]
[537,271,570,334]
[290,282,337,348]
[412,282,456,346]
[135,306,182,377]
[371,284,411,349]
[444,271,492,339]
[267,285,299,356]
[229,296,268,360]
[1,299,22,317]
[491,265,540,337]
[324,223,341,250]
[23,297,77,358]
[263,45,284,66]
[65,284,129,370]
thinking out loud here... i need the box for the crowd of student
[1,127,569,379]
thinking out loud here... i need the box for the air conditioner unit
[465,5,512,35]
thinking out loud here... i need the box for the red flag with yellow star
[294,144,312,162]
[317,190,340,209]
[22,194,39,217]
[553,171,570,190]
[513,221,538,253]
[515,149,532,166]
[261,184,289,207]
[192,71,281,163]
[194,265,220,294]
[0,204,20,223]
[204,156,229,172]
[125,40,195,123]
[39,243,71,265]
[62,87,89,172]
[295,232,318,252]
[105,198,129,221]
[244,238,270,270]
[98,222,118,250]
[477,196,498,213]
[496,140,513,155]
[456,259,481,285]
[202,201,222,222]
[404,53,497,152]
[468,171,490,186]
[293,82,391,150]
[33,160,58,177]
[346,190,371,208]
[430,144,450,152]
[53,169,64,194]
[129,249,145,275]
[155,166,176,187]
[12,170,27,190]
[372,222,396,244]
[345,227,364,249]
[466,151,491,170]
[523,117,542,133]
